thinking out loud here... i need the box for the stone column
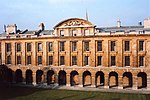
[12,71,16,83]
[53,41,59,66]
[132,76,138,90]
[66,41,71,66]
[32,72,36,86]
[91,75,96,87]
[118,76,123,89]
[66,73,70,86]
[117,39,123,67]
[42,71,47,85]
[131,40,138,67]
[104,74,109,88]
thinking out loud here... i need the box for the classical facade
[0,18,150,90]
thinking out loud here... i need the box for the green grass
[0,84,149,100]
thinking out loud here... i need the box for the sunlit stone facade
[0,18,150,90]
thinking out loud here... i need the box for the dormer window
[72,30,77,36]
[60,30,64,37]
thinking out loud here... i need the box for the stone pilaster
[32,72,36,85]
[147,76,150,90]
[90,39,96,67]
[78,40,83,66]
[1,41,5,64]
[91,75,96,87]
[43,41,47,66]
[66,41,71,66]
[78,74,83,87]
[118,76,123,89]
[131,40,138,67]
[66,73,70,86]
[104,74,109,88]
[21,42,26,65]
[132,76,138,90]
[53,41,59,66]
[32,42,36,66]
[22,71,26,84]
[103,40,109,67]
[11,42,16,65]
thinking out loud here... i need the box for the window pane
[125,41,130,51]
[72,42,77,51]
[72,56,77,65]
[111,41,116,51]
[17,56,21,64]
[97,41,102,51]
[84,56,89,66]
[139,41,144,51]
[48,56,53,65]
[6,43,11,52]
[125,56,130,66]
[60,30,64,36]
[60,42,65,51]
[38,43,42,51]
[97,56,102,66]
[7,56,11,64]
[111,56,116,66]
[48,42,53,52]
[17,43,21,52]
[60,56,65,65]
[38,56,42,65]
[84,42,89,51]
[27,56,31,65]
[139,56,144,66]
[27,43,31,52]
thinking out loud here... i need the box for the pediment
[54,18,95,29]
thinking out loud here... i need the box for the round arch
[83,70,92,87]
[26,69,33,84]
[95,71,104,87]
[137,72,147,89]
[123,72,132,88]
[15,69,22,83]
[109,72,118,88]
[36,70,43,84]
[58,70,66,85]
[47,70,55,85]
[70,70,79,86]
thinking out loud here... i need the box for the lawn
[0,84,150,100]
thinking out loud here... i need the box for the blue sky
[0,0,149,33]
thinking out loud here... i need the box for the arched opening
[123,72,132,88]
[137,72,147,89]
[0,69,3,82]
[0,65,9,83]
[70,70,79,86]
[15,69,22,83]
[7,69,13,83]
[36,70,43,84]
[47,70,55,85]
[83,71,91,87]
[109,72,118,88]
[26,70,33,84]
[95,71,104,87]
[58,70,66,85]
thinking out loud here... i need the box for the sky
[0,0,149,33]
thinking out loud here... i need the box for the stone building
[0,18,150,90]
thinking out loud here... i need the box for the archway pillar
[32,72,36,86]
[22,71,26,84]
[43,71,47,85]
[66,73,70,86]
[147,76,150,90]
[104,74,109,89]
[91,75,96,87]
[79,74,83,87]
[12,71,16,83]
[54,73,58,86]
[132,76,137,90]
[118,76,123,89]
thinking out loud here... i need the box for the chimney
[39,23,45,31]
[144,18,150,28]
[6,24,17,34]
[117,20,121,28]
[138,21,142,26]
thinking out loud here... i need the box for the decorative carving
[64,20,84,26]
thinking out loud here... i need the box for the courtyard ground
[0,83,150,100]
